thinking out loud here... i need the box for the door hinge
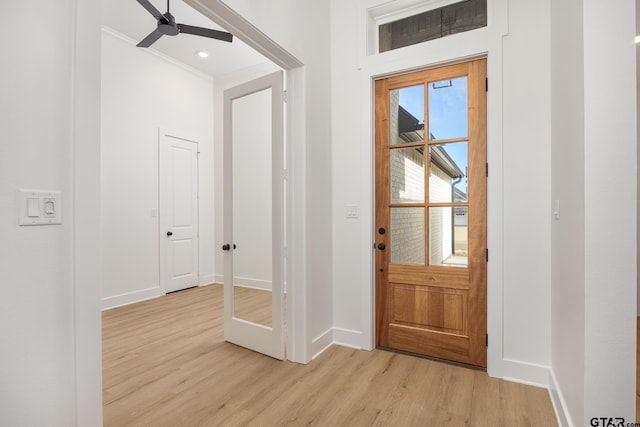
[282,90,288,103]
[486,334,488,346]
[284,324,288,337]
[485,248,489,262]
[485,77,488,92]
[486,162,488,177]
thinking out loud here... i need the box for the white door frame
[186,0,308,363]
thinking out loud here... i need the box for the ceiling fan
[135,0,233,48]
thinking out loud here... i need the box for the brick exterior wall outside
[391,147,424,203]
[390,207,425,264]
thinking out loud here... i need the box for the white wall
[101,29,215,308]
[0,0,102,425]
[636,0,640,316]
[637,0,640,318]
[550,0,586,424]
[582,0,636,422]
[500,0,553,374]
[551,0,637,425]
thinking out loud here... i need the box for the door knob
[377,243,386,250]
[166,231,173,236]
[222,244,230,251]
[378,227,386,235]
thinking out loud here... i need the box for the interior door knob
[166,231,173,236]
[377,243,386,250]
[222,243,230,251]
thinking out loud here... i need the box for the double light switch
[19,190,62,225]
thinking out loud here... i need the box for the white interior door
[223,71,284,360]
[159,131,199,293]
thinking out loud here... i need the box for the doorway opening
[100,1,308,421]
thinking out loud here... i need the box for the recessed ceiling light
[196,50,209,58]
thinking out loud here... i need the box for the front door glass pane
[429,206,468,267]
[428,77,468,141]
[390,85,425,145]
[391,207,425,265]
[391,147,425,203]
[429,142,468,203]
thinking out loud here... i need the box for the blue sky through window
[399,77,469,195]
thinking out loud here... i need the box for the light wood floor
[103,284,558,426]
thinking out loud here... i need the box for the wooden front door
[375,59,487,367]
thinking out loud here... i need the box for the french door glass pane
[390,85,425,145]
[429,142,468,203]
[231,87,273,327]
[391,147,425,203]
[429,206,468,267]
[391,207,425,265]
[428,76,468,141]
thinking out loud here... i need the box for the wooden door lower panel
[386,281,475,364]
[388,325,471,362]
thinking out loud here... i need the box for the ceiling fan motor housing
[158,12,179,36]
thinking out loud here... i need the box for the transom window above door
[374,0,487,53]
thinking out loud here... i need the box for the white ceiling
[102,0,270,77]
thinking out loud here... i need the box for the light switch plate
[345,204,359,219]
[19,190,62,225]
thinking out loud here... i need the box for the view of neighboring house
[389,99,468,267]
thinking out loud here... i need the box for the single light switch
[43,199,55,217]
[27,198,40,217]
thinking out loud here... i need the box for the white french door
[223,71,285,360]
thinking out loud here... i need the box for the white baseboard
[334,327,365,349]
[497,358,550,388]
[310,328,334,360]
[548,369,572,427]
[102,286,164,310]
[212,274,272,290]
[199,282,220,287]
[234,279,272,291]
[200,274,216,286]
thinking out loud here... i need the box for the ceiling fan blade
[136,0,164,20]
[178,24,233,42]
[137,29,164,48]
